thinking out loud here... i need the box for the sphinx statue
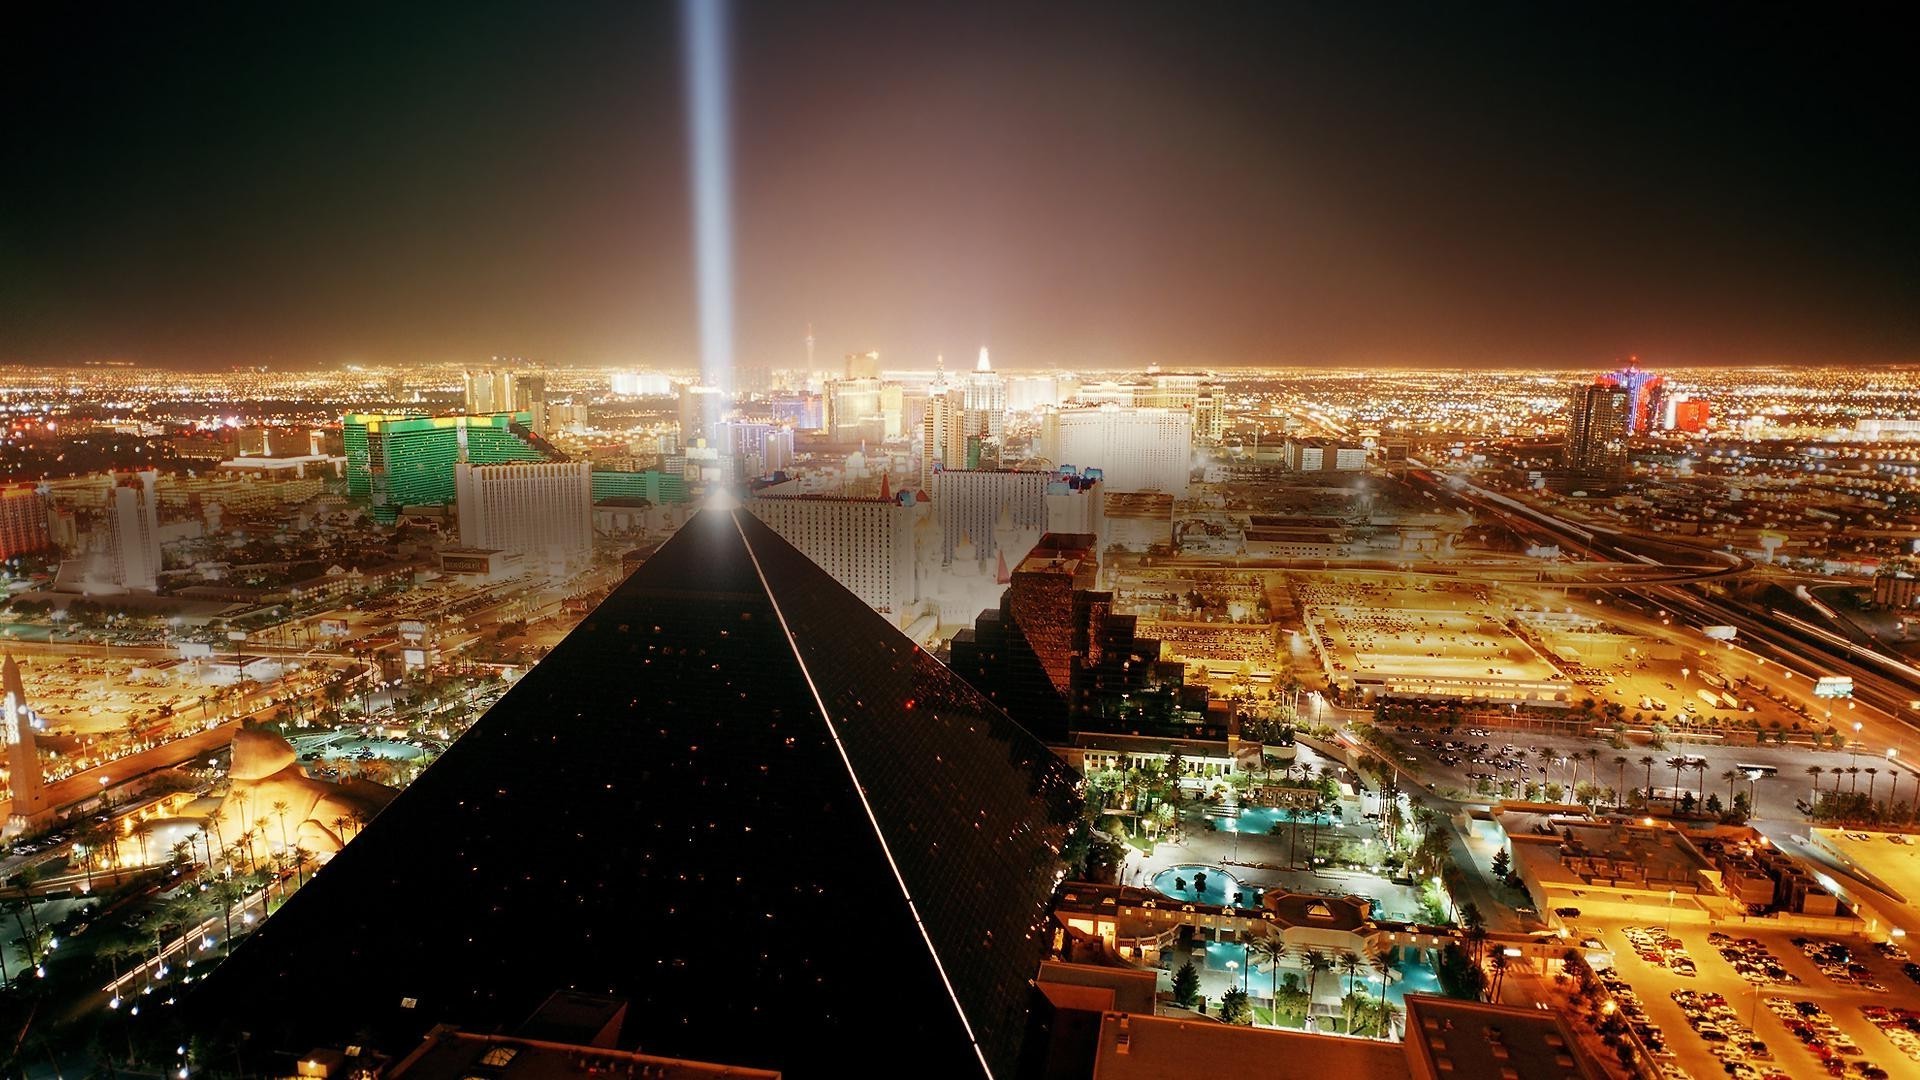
[219,727,396,855]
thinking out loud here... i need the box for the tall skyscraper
[932,469,1050,566]
[826,377,885,443]
[743,490,929,623]
[678,384,729,444]
[1194,382,1227,441]
[194,507,1078,1079]
[343,412,555,522]
[963,347,1008,443]
[1566,382,1633,476]
[1602,362,1665,435]
[1039,405,1193,495]
[454,461,594,574]
[922,384,970,487]
[0,486,50,561]
[949,533,1189,741]
[463,368,522,415]
[102,470,162,591]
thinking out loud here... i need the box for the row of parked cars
[1623,924,1699,976]
[1762,996,1886,1079]
[1707,932,1799,987]
[1796,937,1888,992]
[1594,965,1678,1066]
[1858,1005,1920,1068]
[1669,989,1787,1080]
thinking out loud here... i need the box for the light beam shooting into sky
[682,0,733,403]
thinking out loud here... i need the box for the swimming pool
[1212,807,1335,834]
[1151,864,1257,907]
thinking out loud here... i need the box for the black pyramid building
[194,507,1081,1079]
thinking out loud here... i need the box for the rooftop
[1401,994,1600,1080]
[1091,1011,1409,1080]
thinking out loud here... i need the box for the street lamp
[1664,888,1677,936]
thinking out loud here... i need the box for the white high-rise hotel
[963,347,1007,441]
[1039,405,1193,495]
[455,461,594,574]
[744,492,927,624]
[103,470,163,591]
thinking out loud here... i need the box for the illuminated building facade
[103,470,162,591]
[933,469,1050,566]
[923,385,972,486]
[0,486,51,561]
[1565,383,1632,476]
[342,412,553,522]
[950,533,1192,741]
[454,461,594,574]
[1665,395,1711,433]
[588,469,689,504]
[743,489,928,622]
[1039,405,1192,495]
[1601,362,1665,435]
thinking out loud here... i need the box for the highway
[1401,463,1920,754]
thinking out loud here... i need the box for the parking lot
[1583,915,1917,1080]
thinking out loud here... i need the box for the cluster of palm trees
[1803,763,1912,824]
[1241,938,1401,1038]
[1804,764,1893,800]
[83,799,371,1002]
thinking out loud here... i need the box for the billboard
[1814,675,1854,699]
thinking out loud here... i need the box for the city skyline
[4,4,1920,1077]
[5,2,1916,370]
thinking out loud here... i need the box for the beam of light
[682,0,734,402]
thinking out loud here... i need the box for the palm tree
[13,865,42,951]
[5,892,32,971]
[272,799,292,853]
[1489,950,1510,1003]
[1375,999,1403,1040]
[1461,902,1488,965]
[1614,756,1630,808]
[1584,747,1603,789]
[1693,760,1709,802]
[1807,765,1825,795]
[1639,755,1656,803]
[212,877,240,956]
[1303,949,1333,1025]
[1848,766,1862,793]
[1666,756,1687,803]
[289,846,313,888]
[208,806,229,868]
[1369,951,1396,1035]
[1250,938,1290,1023]
[1721,768,1742,808]
[1338,951,1363,1032]
[1867,767,1880,801]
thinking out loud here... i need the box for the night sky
[3,1,1914,370]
